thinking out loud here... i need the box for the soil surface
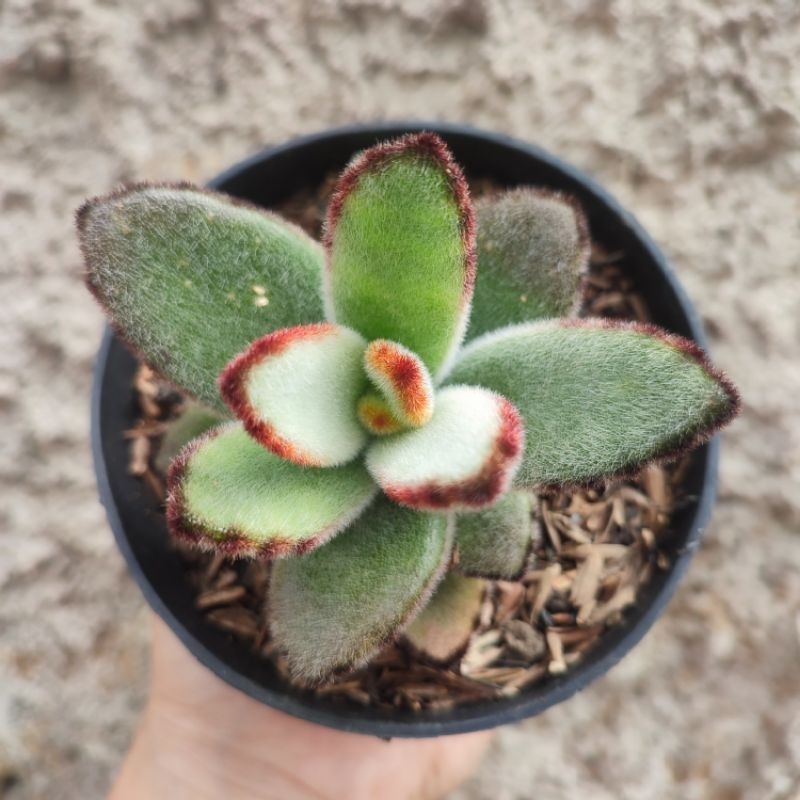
[1,1,799,798]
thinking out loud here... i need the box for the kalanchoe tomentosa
[78,133,740,681]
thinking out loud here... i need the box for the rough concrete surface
[1,0,799,797]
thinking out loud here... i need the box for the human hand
[109,615,494,799]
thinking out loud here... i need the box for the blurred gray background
[2,1,799,797]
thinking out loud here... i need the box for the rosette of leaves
[78,133,739,682]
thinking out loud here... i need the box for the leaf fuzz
[269,497,453,681]
[324,132,475,379]
[167,424,377,558]
[403,574,485,664]
[449,319,741,489]
[79,184,325,409]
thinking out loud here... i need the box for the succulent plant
[78,133,740,682]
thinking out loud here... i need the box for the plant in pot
[80,127,739,735]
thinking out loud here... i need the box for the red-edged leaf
[219,323,369,467]
[365,385,525,511]
[364,339,434,427]
[166,424,377,559]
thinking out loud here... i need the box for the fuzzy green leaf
[403,574,485,664]
[324,133,475,380]
[154,402,226,476]
[448,320,740,488]
[467,189,589,340]
[79,185,325,410]
[454,490,535,580]
[167,424,377,559]
[219,324,369,467]
[365,385,524,511]
[269,496,453,682]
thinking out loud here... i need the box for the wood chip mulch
[122,177,694,713]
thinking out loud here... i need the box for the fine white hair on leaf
[365,385,524,511]
[268,497,454,682]
[219,323,370,467]
[78,184,326,411]
[448,318,740,489]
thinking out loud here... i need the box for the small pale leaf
[365,385,524,511]
[269,496,453,681]
[468,189,589,340]
[154,402,226,475]
[357,392,404,436]
[78,185,325,410]
[448,320,741,488]
[324,133,475,380]
[219,324,369,467]
[455,490,535,580]
[364,339,434,427]
[403,574,485,664]
[167,424,377,559]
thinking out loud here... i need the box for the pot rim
[91,121,720,737]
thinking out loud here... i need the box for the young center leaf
[357,393,404,436]
[403,574,485,664]
[167,424,377,559]
[78,185,325,410]
[364,339,435,428]
[454,490,536,580]
[268,496,453,682]
[365,385,524,511]
[447,320,741,489]
[467,189,589,340]
[324,133,475,380]
[219,324,369,467]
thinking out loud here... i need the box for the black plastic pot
[91,122,719,737]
